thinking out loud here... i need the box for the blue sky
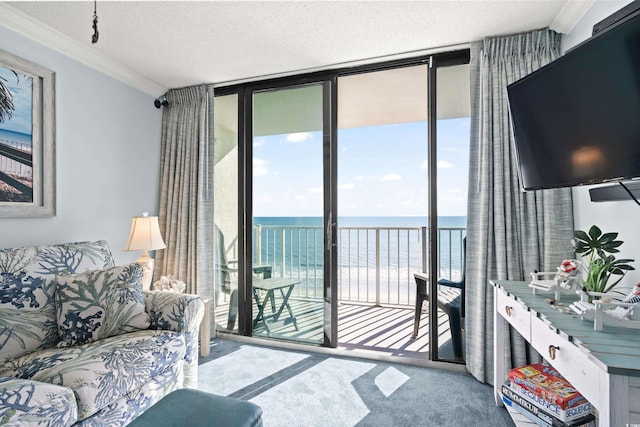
[253,118,470,217]
[0,66,33,135]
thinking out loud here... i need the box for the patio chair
[412,237,466,360]
[215,225,271,330]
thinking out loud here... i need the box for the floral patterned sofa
[0,240,205,426]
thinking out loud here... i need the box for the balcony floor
[215,297,461,361]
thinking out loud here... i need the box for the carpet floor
[198,339,514,427]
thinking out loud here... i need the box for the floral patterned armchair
[0,241,204,427]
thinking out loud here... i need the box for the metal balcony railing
[252,224,466,307]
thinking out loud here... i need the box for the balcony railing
[0,140,32,177]
[253,224,466,307]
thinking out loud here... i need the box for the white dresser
[492,280,640,427]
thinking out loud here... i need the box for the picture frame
[0,48,55,217]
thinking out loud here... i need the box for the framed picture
[0,48,55,217]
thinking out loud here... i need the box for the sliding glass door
[212,50,469,363]
[247,81,337,346]
[433,62,470,363]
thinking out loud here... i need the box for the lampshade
[124,213,166,251]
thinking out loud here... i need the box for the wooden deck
[215,296,461,361]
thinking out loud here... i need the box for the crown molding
[550,0,597,34]
[0,3,166,96]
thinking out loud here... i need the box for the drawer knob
[548,345,560,360]
[505,306,513,317]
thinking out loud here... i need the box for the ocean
[0,128,32,147]
[253,216,467,305]
[255,216,467,228]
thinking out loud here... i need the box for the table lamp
[124,212,166,291]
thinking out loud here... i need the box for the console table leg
[493,286,506,406]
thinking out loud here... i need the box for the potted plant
[573,225,635,294]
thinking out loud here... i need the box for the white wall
[563,0,640,289]
[0,24,162,266]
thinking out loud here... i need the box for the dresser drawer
[496,288,531,340]
[530,317,600,407]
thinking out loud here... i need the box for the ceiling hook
[91,1,99,44]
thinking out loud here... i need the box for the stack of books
[501,363,595,427]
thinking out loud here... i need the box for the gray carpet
[198,339,514,427]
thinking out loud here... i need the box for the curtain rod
[213,42,470,88]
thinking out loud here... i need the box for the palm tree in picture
[0,69,28,204]
[0,73,16,123]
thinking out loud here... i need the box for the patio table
[252,278,300,335]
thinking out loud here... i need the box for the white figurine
[570,282,640,331]
[529,259,581,299]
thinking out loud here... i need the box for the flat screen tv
[507,11,640,191]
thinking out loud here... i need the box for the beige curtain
[155,85,215,306]
[465,29,575,384]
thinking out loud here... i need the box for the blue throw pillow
[54,263,150,347]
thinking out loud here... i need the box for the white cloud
[286,132,312,143]
[253,158,268,177]
[254,167,268,177]
[421,159,455,169]
[307,186,323,194]
[382,173,402,182]
[339,183,355,190]
[307,187,323,194]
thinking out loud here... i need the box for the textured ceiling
[4,1,592,94]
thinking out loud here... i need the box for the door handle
[326,214,336,247]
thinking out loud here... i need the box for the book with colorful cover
[508,363,588,409]
[502,384,594,426]
[509,382,592,422]
[502,390,596,427]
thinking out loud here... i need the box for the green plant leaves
[574,225,635,293]
[573,225,623,259]
[588,225,602,240]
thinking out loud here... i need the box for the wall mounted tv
[507,11,640,191]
